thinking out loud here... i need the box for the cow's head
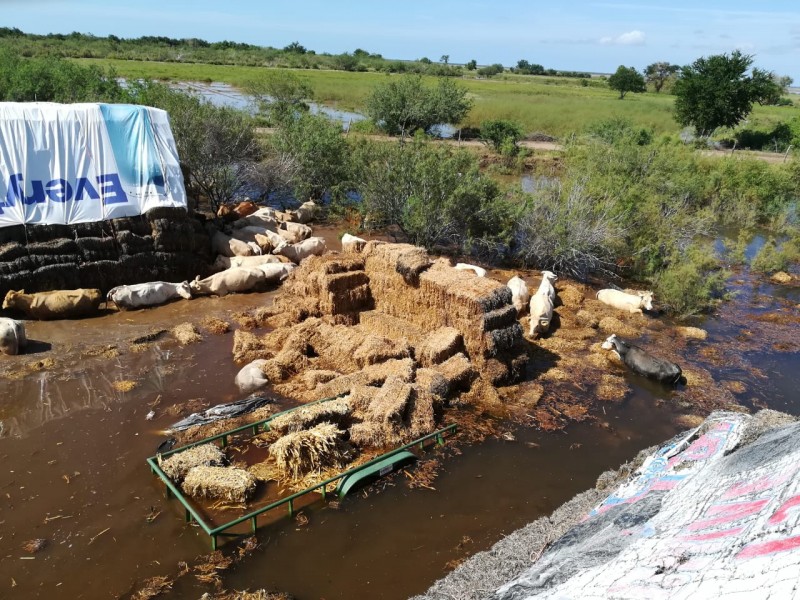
[601,334,628,361]
[638,291,654,311]
[2,289,21,309]
[541,270,558,283]
[176,281,193,300]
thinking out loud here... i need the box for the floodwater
[0,228,798,599]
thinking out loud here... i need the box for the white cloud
[600,30,646,46]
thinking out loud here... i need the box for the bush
[480,119,524,153]
[751,237,800,274]
[477,64,504,78]
[655,243,728,317]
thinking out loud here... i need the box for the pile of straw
[597,316,640,338]
[159,444,226,482]
[182,466,257,503]
[313,358,416,399]
[269,423,350,479]
[172,323,202,345]
[302,369,339,390]
[358,310,424,345]
[232,330,274,364]
[417,327,463,367]
[268,398,352,434]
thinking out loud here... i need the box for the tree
[643,62,679,93]
[466,59,477,71]
[480,119,524,153]
[283,41,306,54]
[440,54,449,65]
[607,65,646,99]
[366,75,472,137]
[477,63,504,78]
[673,51,781,136]
[244,71,312,124]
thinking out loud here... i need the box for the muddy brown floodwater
[0,227,798,600]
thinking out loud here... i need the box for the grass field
[76,58,798,139]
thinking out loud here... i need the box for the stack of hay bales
[0,207,212,299]
[275,254,372,325]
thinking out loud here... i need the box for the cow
[189,267,269,297]
[455,263,487,277]
[601,334,683,385]
[232,210,279,231]
[3,289,102,320]
[528,287,554,338]
[538,271,558,301]
[255,262,295,283]
[211,230,254,258]
[341,233,367,254]
[235,359,270,393]
[107,281,192,310]
[217,201,259,222]
[291,201,318,224]
[0,318,26,355]
[254,230,288,254]
[274,237,327,263]
[213,255,284,271]
[596,289,654,315]
[507,275,530,315]
[278,221,313,244]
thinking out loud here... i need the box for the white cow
[211,230,253,257]
[278,221,312,244]
[529,289,554,339]
[107,281,192,310]
[232,212,279,231]
[538,270,558,301]
[274,237,327,263]
[0,318,26,355]
[341,233,367,254]
[455,263,487,277]
[507,275,530,315]
[596,289,654,315]
[213,255,283,270]
[291,201,318,224]
[235,359,270,393]
[189,267,267,297]
[256,262,296,283]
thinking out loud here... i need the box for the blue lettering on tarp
[0,173,128,214]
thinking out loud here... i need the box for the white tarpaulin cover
[0,102,186,228]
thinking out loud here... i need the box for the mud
[0,225,798,599]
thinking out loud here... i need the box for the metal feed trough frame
[147,396,458,549]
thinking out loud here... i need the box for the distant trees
[466,59,477,71]
[440,55,449,65]
[673,51,782,136]
[283,41,307,54]
[477,63,504,78]
[366,75,472,137]
[643,62,679,93]
[608,65,646,99]
[515,60,545,75]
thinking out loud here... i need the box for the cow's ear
[194,275,200,281]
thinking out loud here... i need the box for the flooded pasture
[0,228,798,599]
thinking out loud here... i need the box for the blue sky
[5,1,800,79]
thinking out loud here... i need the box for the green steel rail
[148,398,457,549]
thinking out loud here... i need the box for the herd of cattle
[0,201,683,387]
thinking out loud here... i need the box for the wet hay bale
[71,221,106,238]
[25,253,80,269]
[0,225,26,245]
[0,242,27,262]
[596,374,631,401]
[432,353,476,392]
[484,323,524,357]
[314,358,417,399]
[31,263,81,291]
[558,285,585,309]
[146,206,188,222]
[677,326,708,340]
[26,239,79,255]
[112,215,151,236]
[182,466,257,503]
[407,386,437,438]
[269,423,350,479]
[598,316,639,338]
[414,368,450,400]
[116,230,155,255]
[260,348,307,382]
[172,323,202,345]
[302,369,340,390]
[348,422,389,448]
[200,316,230,335]
[269,398,352,434]
[483,305,518,331]
[366,377,413,426]
[159,443,225,482]
[25,223,72,242]
[417,327,463,367]
[359,310,424,345]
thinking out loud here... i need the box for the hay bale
[407,387,437,438]
[352,333,412,367]
[433,353,476,392]
[182,466,256,503]
[359,310,424,345]
[172,323,202,345]
[158,444,225,482]
[25,223,73,242]
[314,358,417,399]
[0,242,27,262]
[116,230,155,255]
[261,348,307,382]
[269,399,352,434]
[559,285,585,308]
[112,215,151,236]
[366,377,413,426]
[269,423,349,479]
[482,305,518,331]
[302,369,340,390]
[348,422,389,448]
[598,316,640,338]
[362,241,431,284]
[417,327,463,367]
[26,239,79,255]
[76,237,118,261]
[232,330,273,364]
[484,323,524,357]
[415,368,450,400]
[677,326,707,340]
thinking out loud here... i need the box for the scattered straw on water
[233,312,259,330]
[112,380,138,393]
[596,374,630,401]
[131,576,173,600]
[182,465,257,503]
[201,316,230,335]
[172,322,202,345]
[677,326,708,340]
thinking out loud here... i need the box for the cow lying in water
[190,263,295,296]
[0,318,26,355]
[3,289,102,320]
[597,289,654,315]
[107,281,192,310]
[601,334,684,385]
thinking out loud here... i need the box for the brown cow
[3,289,102,320]
[217,201,260,222]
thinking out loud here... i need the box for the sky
[3,0,799,80]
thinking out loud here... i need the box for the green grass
[76,58,799,139]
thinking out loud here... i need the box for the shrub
[751,237,800,274]
[655,243,728,317]
[480,119,524,153]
